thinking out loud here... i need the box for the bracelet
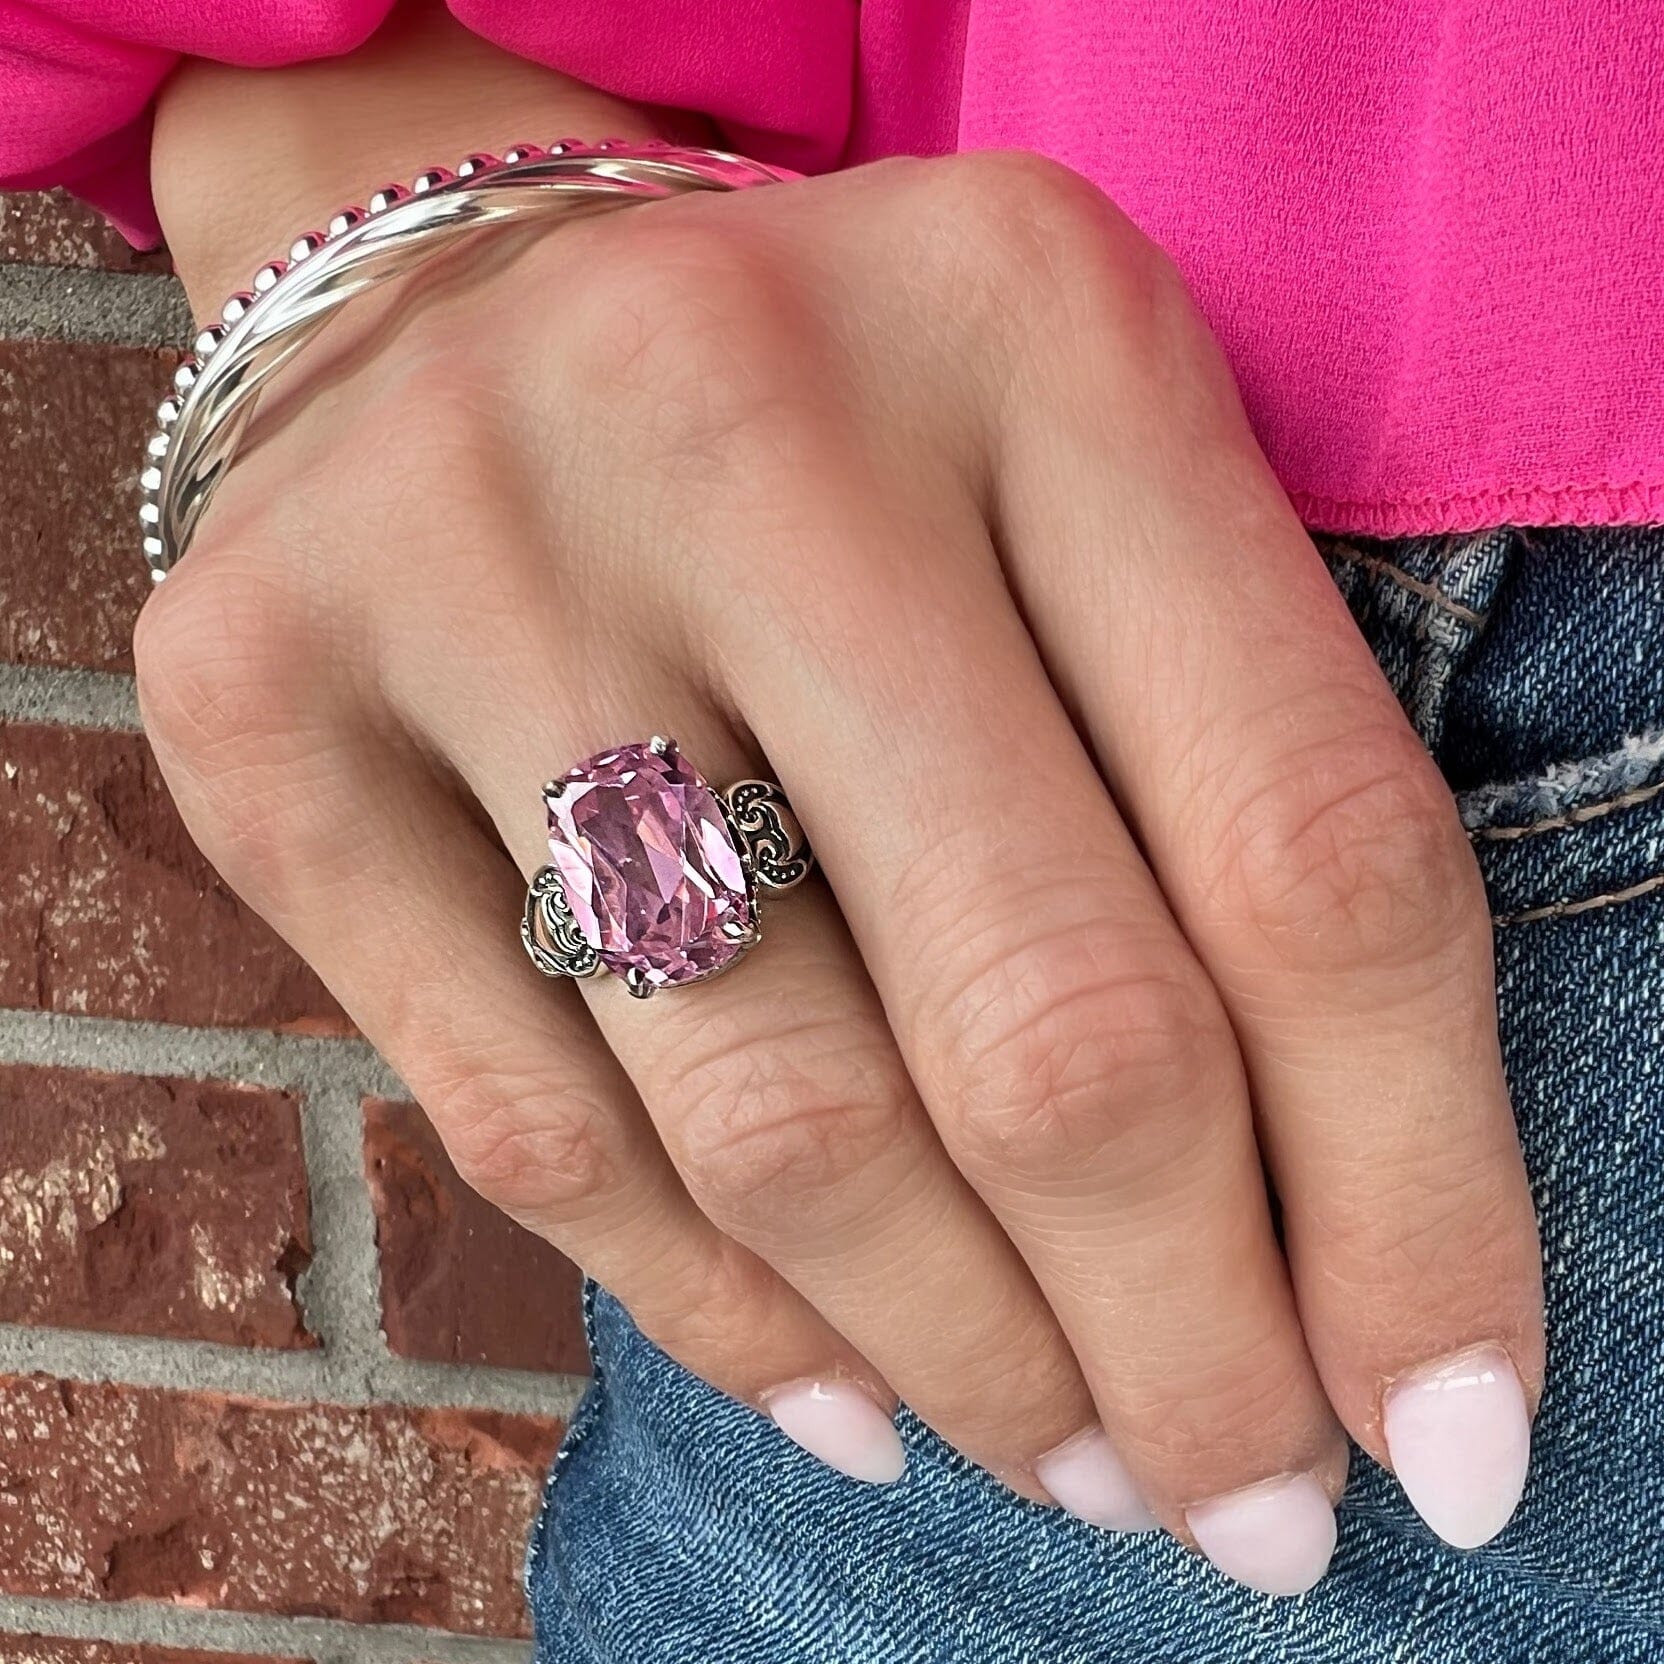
[137,141,793,581]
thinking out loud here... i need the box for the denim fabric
[527,526,1664,1663]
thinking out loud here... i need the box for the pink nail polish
[1186,1472,1337,1596]
[1383,1345,1531,1549]
[764,1380,907,1484]
[1035,1426,1158,1532]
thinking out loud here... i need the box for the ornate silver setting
[522,736,812,999]
[722,779,814,890]
[520,864,602,982]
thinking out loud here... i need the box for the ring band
[522,736,811,998]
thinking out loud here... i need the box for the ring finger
[386,616,1149,1521]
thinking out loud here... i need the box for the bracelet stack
[138,141,792,581]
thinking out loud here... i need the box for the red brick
[0,723,346,1033]
[0,1378,561,1637]
[0,340,171,673]
[0,1638,302,1664]
[0,191,171,273]
[0,1064,313,1350]
[365,1100,587,1375]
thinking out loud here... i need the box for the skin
[145,4,1543,1582]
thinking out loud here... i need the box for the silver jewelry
[523,736,812,998]
[138,142,792,581]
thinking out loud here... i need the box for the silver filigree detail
[521,864,602,980]
[723,780,813,891]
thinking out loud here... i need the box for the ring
[522,736,813,998]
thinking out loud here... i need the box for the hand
[140,58,1542,1598]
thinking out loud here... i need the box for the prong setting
[528,741,812,996]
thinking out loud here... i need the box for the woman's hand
[141,28,1542,1599]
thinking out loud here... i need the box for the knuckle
[132,560,334,904]
[936,149,1115,257]
[928,923,1230,1181]
[665,1024,906,1236]
[926,149,1194,351]
[1206,731,1487,975]
[134,560,305,766]
[429,1063,628,1225]
[1122,1338,1317,1471]
[555,215,816,471]
[633,1243,783,1370]
[1305,1145,1537,1291]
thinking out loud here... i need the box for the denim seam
[1324,543,1488,625]
[523,1281,610,1612]
[1470,777,1664,842]
[1459,728,1664,831]
[1492,869,1664,926]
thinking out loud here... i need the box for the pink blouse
[3,1,1661,539]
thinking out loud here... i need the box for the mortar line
[0,1592,531,1663]
[0,662,142,732]
[0,1009,586,1418]
[0,1322,587,1418]
[0,1008,405,1099]
[294,1077,407,1369]
[0,261,192,348]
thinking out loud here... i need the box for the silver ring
[522,736,812,998]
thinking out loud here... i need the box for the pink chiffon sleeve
[0,2,856,247]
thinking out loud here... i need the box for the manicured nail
[1186,1473,1337,1596]
[764,1380,907,1484]
[1035,1426,1158,1531]
[1383,1345,1530,1549]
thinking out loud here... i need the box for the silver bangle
[138,141,792,581]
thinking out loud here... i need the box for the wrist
[151,6,687,316]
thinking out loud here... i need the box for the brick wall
[0,193,587,1664]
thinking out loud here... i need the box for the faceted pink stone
[546,742,753,988]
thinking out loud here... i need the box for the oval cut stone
[546,742,753,988]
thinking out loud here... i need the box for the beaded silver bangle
[138,141,792,581]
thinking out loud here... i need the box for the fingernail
[1186,1472,1337,1596]
[1383,1344,1531,1549]
[1035,1425,1158,1532]
[763,1380,907,1484]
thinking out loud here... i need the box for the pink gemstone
[547,742,753,988]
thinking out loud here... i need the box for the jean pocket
[1460,728,1664,926]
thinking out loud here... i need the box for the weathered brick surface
[365,1100,587,1375]
[0,191,171,273]
[0,1638,302,1664]
[0,1064,312,1349]
[0,339,170,673]
[0,180,578,1659]
[0,723,346,1032]
[0,1378,561,1636]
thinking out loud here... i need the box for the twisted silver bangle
[137,141,793,581]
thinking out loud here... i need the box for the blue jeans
[527,526,1664,1663]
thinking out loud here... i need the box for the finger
[386,629,1148,1523]
[716,465,1349,1591]
[133,576,903,1482]
[989,280,1542,1549]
